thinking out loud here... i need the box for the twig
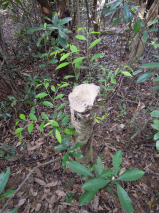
[0,158,61,213]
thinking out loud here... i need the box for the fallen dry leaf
[56,190,66,196]
[34,178,46,186]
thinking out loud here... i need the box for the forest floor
[1,12,159,213]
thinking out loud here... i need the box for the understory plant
[151,110,159,150]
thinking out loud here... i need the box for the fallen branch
[0,158,61,213]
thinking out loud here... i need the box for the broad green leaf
[0,189,15,199]
[77,27,85,32]
[27,26,43,34]
[133,70,142,75]
[36,92,48,98]
[58,34,68,49]
[151,124,159,131]
[19,114,26,120]
[88,39,101,49]
[64,129,76,134]
[137,71,156,83]
[117,169,144,181]
[61,135,70,146]
[153,119,159,128]
[8,207,18,213]
[54,144,67,150]
[63,75,75,79]
[83,178,109,191]
[116,183,133,213]
[59,29,66,38]
[57,103,67,111]
[14,128,24,134]
[94,157,103,177]
[72,57,86,64]
[122,71,132,77]
[79,191,96,206]
[148,19,158,27]
[48,120,59,127]
[29,113,37,121]
[151,110,159,117]
[42,101,53,106]
[66,161,93,177]
[39,121,45,132]
[90,53,103,62]
[59,83,69,88]
[140,62,159,68]
[70,44,78,52]
[62,152,69,169]
[148,28,158,32]
[113,17,122,26]
[154,132,159,140]
[70,151,83,158]
[75,65,88,69]
[28,123,33,133]
[124,3,133,23]
[59,17,72,25]
[99,169,113,179]
[69,142,83,151]
[153,85,159,90]
[49,59,58,64]
[154,76,159,81]
[55,94,64,99]
[143,31,148,42]
[60,53,70,61]
[113,150,122,176]
[56,129,61,143]
[156,140,159,150]
[56,62,69,70]
[75,35,87,40]
[41,113,48,119]
[0,167,10,194]
[51,85,56,92]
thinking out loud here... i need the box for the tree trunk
[56,0,66,18]
[37,0,52,24]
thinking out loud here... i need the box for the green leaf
[1,189,15,199]
[70,151,83,158]
[42,101,53,106]
[153,76,159,81]
[90,53,103,62]
[41,113,48,119]
[61,135,70,146]
[19,114,26,120]
[79,191,97,206]
[63,75,75,79]
[94,157,103,177]
[66,161,93,177]
[60,53,70,62]
[62,152,69,169]
[8,207,18,213]
[153,85,159,90]
[152,124,159,131]
[39,121,45,132]
[113,150,122,176]
[29,113,37,121]
[116,183,133,213]
[143,31,148,42]
[69,142,83,151]
[88,39,101,49]
[51,85,56,92]
[113,17,122,26]
[154,132,159,140]
[72,57,86,64]
[70,44,78,52]
[0,167,10,194]
[58,34,68,49]
[117,169,144,181]
[36,92,48,98]
[148,28,158,32]
[148,19,158,27]
[75,35,87,40]
[54,144,67,150]
[151,110,159,117]
[124,3,133,23]
[140,62,159,68]
[137,71,156,83]
[56,129,61,143]
[156,140,159,150]
[121,71,132,77]
[56,62,69,70]
[14,128,24,134]
[57,103,67,111]
[27,26,43,34]
[99,169,113,179]
[28,123,33,133]
[83,178,109,191]
[55,94,64,99]
[59,29,66,38]
[48,120,59,127]
[49,59,58,64]
[59,17,72,25]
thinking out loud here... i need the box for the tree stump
[68,83,100,164]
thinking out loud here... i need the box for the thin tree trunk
[37,0,52,24]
